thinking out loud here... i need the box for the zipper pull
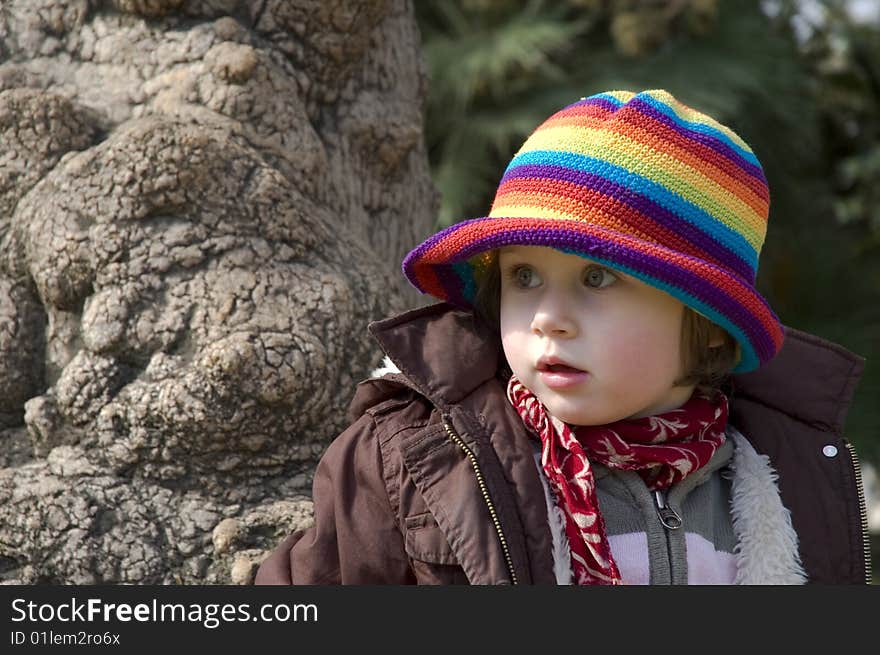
[653,490,682,530]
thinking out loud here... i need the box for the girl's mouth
[544,363,583,373]
[538,365,589,388]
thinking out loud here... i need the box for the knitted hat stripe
[405,216,781,355]
[491,178,751,279]
[490,191,752,282]
[542,110,769,207]
[552,96,765,187]
[623,99,768,196]
[572,95,622,114]
[626,95,763,171]
[494,164,756,280]
[570,92,762,172]
[500,150,761,261]
[498,161,757,263]
[628,93,759,164]
[402,90,785,373]
[550,100,765,196]
[518,127,764,238]
[414,257,451,302]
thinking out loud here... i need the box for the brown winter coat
[255,302,870,585]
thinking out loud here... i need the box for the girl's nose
[530,295,578,337]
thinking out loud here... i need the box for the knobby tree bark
[0,0,437,583]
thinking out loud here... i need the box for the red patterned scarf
[506,375,729,585]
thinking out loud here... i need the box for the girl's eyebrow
[497,247,625,273]
[498,246,534,257]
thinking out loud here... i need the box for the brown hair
[472,253,740,398]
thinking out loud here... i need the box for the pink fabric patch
[685,533,737,585]
[607,533,650,585]
[606,532,736,584]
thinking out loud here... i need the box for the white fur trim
[726,426,808,584]
[370,355,400,379]
[534,450,574,584]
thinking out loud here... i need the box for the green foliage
[417,0,595,226]
[416,0,880,463]
[799,3,880,249]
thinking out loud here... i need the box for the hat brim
[402,216,784,373]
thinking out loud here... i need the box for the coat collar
[367,302,503,410]
[729,325,865,434]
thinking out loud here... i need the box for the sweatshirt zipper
[653,490,683,530]
[443,419,519,585]
[652,488,682,584]
[844,440,873,584]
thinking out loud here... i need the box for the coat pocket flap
[404,512,458,565]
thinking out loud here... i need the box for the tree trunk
[0,0,437,584]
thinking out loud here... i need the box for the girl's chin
[540,404,595,426]
[538,400,630,427]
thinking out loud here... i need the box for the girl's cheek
[604,325,652,360]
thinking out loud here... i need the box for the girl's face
[498,245,696,426]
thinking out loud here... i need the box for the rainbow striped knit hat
[402,89,784,373]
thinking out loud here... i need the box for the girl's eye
[506,265,542,289]
[504,263,617,290]
[583,266,618,289]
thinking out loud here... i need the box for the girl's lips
[538,367,589,389]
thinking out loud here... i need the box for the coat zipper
[443,419,519,585]
[844,440,873,584]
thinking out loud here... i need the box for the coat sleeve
[254,411,414,584]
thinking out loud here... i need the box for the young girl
[256,89,870,585]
